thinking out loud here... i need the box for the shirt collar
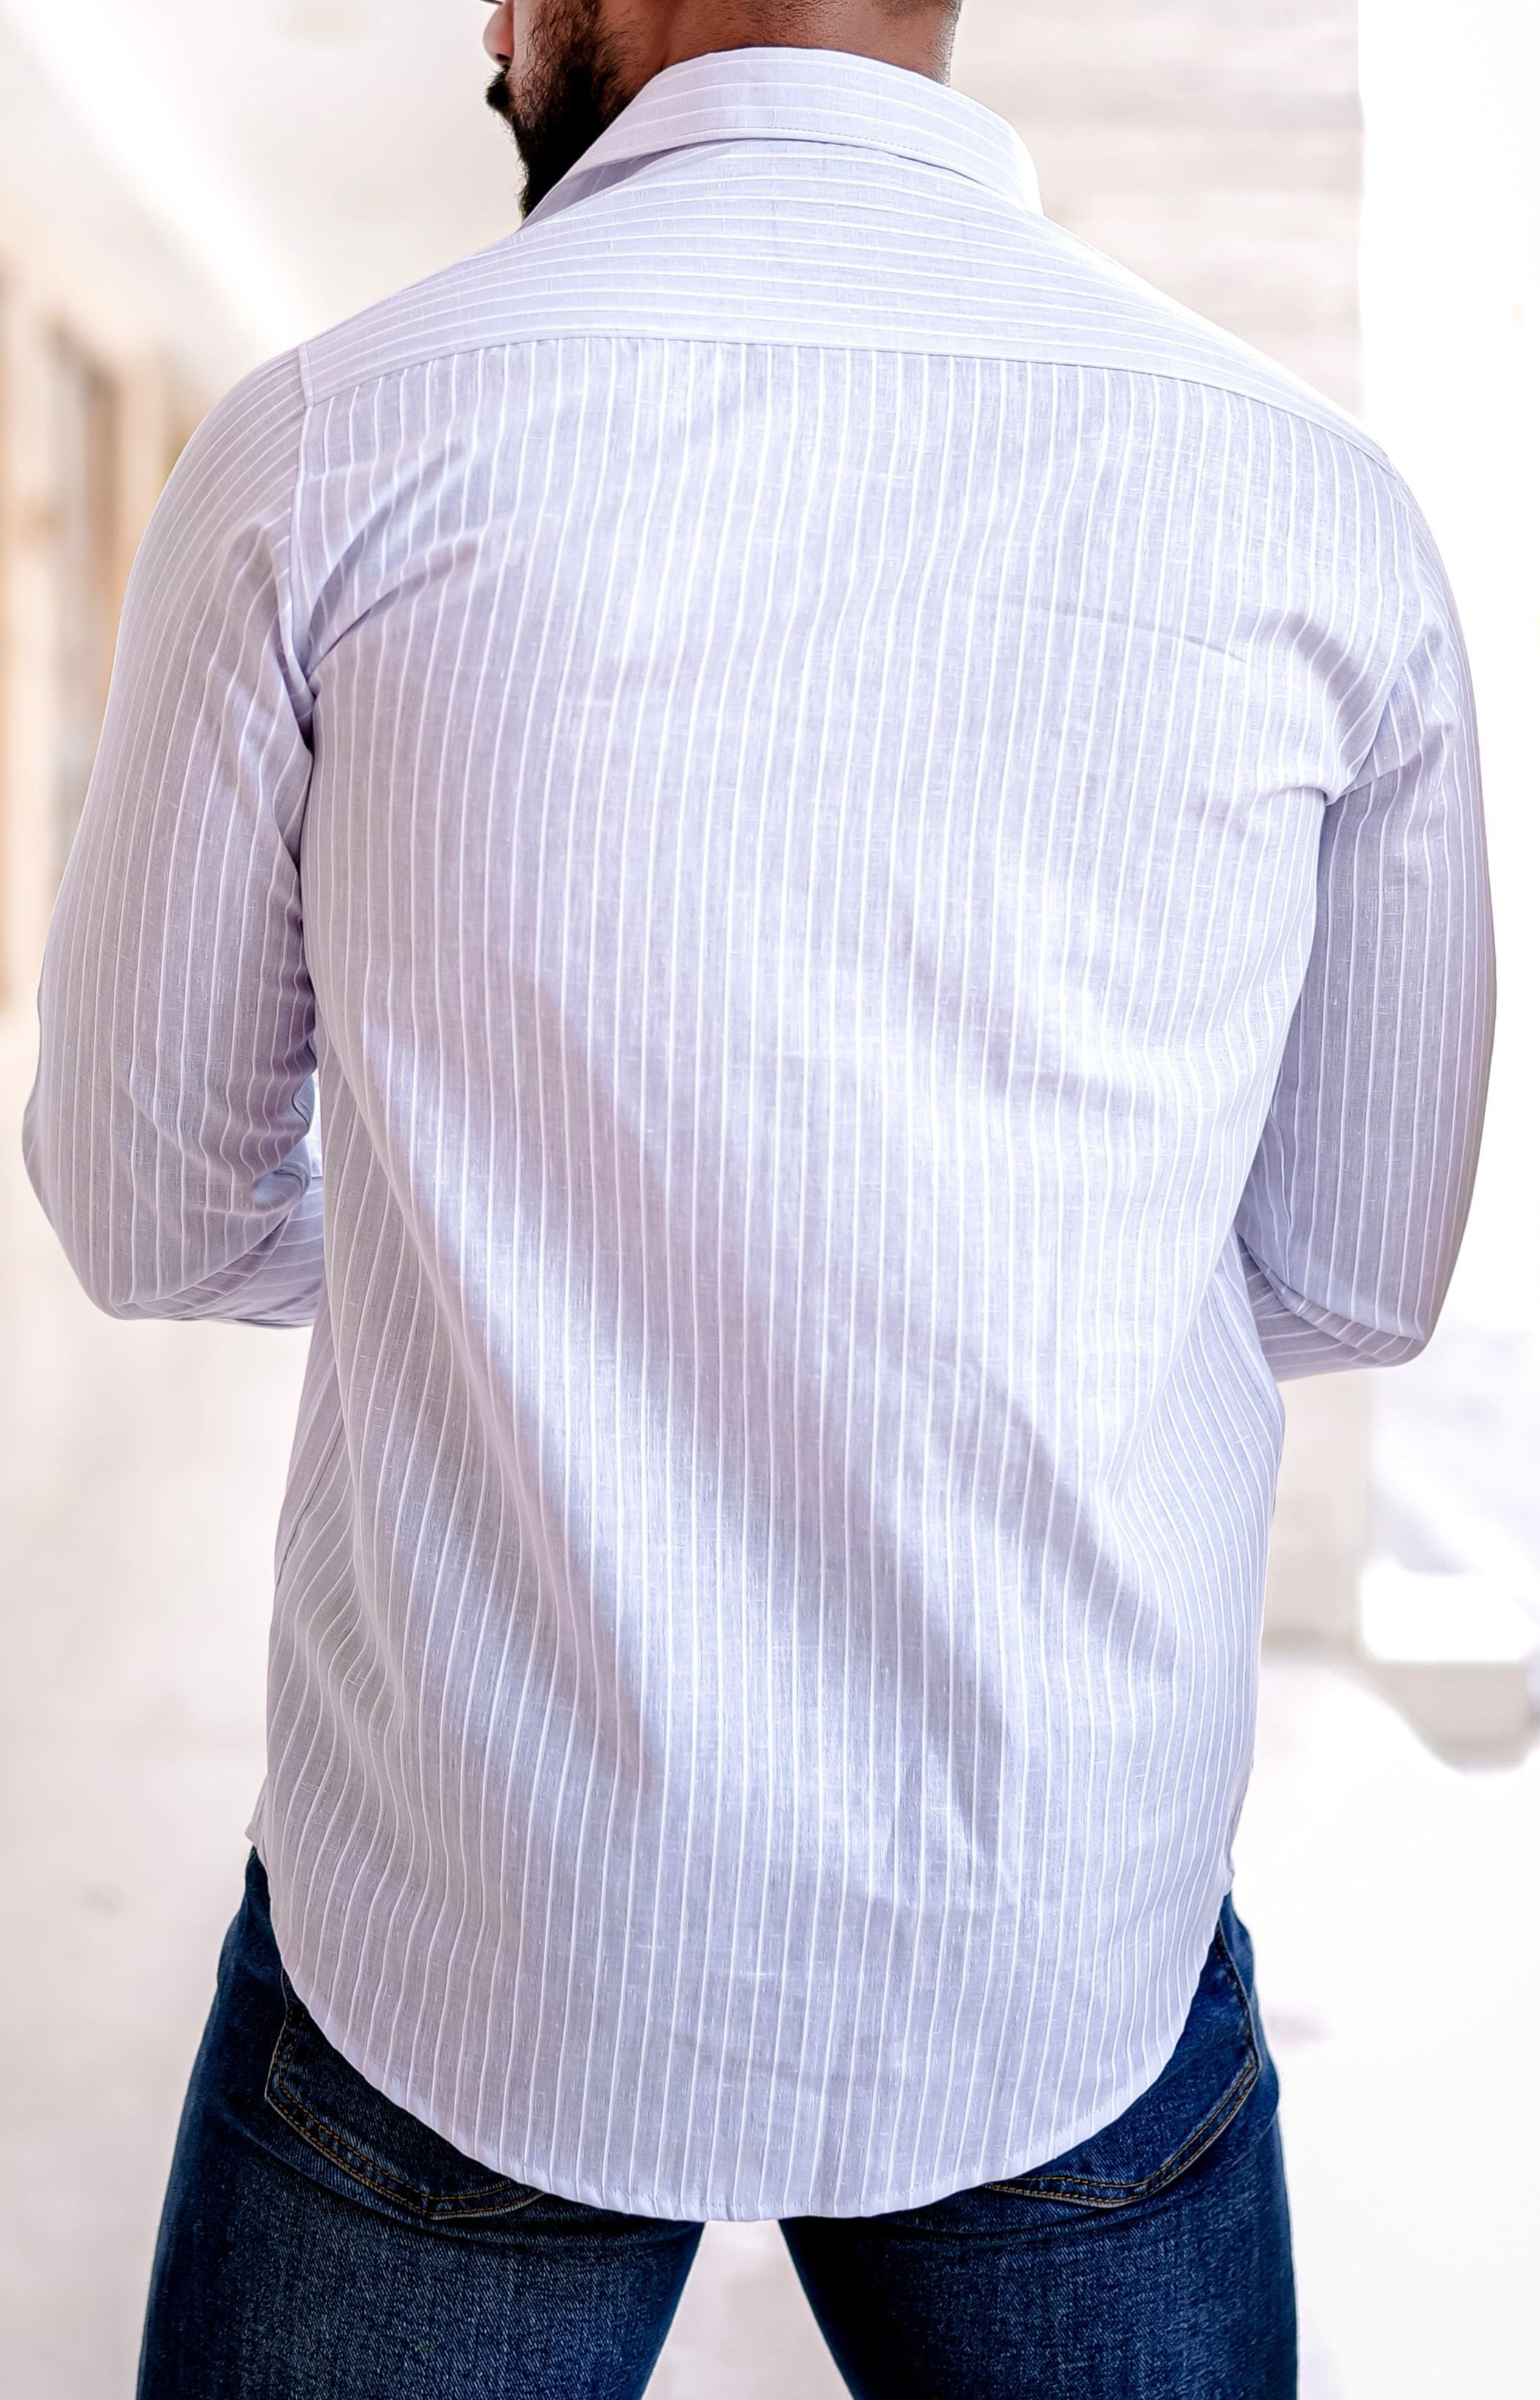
[524,46,1042,227]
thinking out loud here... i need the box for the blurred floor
[2,1011,1537,2400]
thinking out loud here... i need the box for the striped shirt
[24,48,1493,2222]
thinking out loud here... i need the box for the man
[25,0,1492,2390]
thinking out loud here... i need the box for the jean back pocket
[266,1979,538,2225]
[987,1901,1264,2209]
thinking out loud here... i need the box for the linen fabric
[26,49,1493,2220]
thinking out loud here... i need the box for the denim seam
[265,1986,541,2222]
[981,1919,1262,2208]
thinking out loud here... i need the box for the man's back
[26,49,1490,2222]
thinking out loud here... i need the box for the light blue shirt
[25,49,1492,2220]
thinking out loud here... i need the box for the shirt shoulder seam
[275,348,315,694]
[298,329,1392,469]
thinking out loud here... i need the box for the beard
[485,0,631,220]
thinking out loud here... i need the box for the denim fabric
[138,1856,1295,2398]
[781,1906,1296,2398]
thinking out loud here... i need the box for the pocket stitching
[982,1917,1262,2208]
[265,1984,539,2222]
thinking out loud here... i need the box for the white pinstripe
[26,49,1492,2221]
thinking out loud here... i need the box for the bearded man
[27,0,1491,2393]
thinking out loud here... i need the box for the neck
[642,4,957,87]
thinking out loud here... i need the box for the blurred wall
[0,13,236,1011]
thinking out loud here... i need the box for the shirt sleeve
[23,351,323,1329]
[1236,488,1495,1381]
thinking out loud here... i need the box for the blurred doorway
[47,331,119,874]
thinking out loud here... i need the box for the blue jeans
[138,1857,1295,2397]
